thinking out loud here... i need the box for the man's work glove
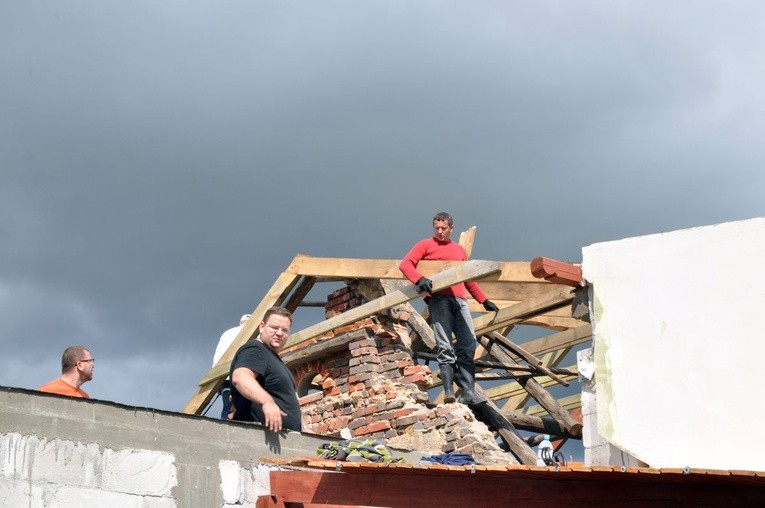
[416,277,433,294]
[483,300,499,312]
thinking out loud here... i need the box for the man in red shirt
[38,346,94,398]
[400,212,498,405]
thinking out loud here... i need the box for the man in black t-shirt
[229,306,302,432]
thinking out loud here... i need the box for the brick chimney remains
[289,282,517,465]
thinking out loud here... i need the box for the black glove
[483,300,499,312]
[416,277,433,294]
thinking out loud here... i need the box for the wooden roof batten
[183,228,591,466]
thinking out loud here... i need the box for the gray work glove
[416,277,433,294]
[483,300,499,312]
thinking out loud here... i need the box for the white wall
[581,217,765,470]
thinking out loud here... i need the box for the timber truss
[183,228,591,463]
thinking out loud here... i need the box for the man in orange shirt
[38,345,94,398]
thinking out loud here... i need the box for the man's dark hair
[263,306,293,325]
[433,212,453,226]
[61,346,89,373]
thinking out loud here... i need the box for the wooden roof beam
[183,268,301,414]
[473,287,575,336]
[285,254,550,283]
[283,259,501,350]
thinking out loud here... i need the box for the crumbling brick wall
[293,287,516,464]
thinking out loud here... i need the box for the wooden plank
[283,260,501,349]
[458,226,477,258]
[473,281,575,302]
[287,254,545,283]
[183,270,300,414]
[473,287,575,336]
[281,329,372,368]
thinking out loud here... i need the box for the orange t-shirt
[38,378,89,398]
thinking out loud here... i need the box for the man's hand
[416,277,433,294]
[262,400,288,432]
[483,300,499,312]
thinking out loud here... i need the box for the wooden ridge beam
[285,254,548,283]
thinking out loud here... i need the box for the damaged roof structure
[3,218,764,506]
[184,227,591,465]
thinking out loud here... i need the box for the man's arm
[399,239,427,284]
[231,367,287,432]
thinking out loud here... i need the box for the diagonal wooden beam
[470,385,537,465]
[283,276,317,313]
[283,260,501,350]
[473,287,575,336]
[478,334,582,438]
[183,268,301,414]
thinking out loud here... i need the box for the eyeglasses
[266,324,290,335]
[79,358,95,364]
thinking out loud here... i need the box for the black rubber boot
[456,363,485,405]
[439,364,456,403]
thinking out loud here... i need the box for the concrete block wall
[0,386,361,507]
[1,433,177,507]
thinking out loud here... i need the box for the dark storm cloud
[1,1,763,410]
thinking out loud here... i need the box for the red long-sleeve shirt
[399,237,488,303]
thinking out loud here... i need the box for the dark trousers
[220,379,232,420]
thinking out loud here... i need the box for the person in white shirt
[213,313,251,419]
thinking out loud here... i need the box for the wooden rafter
[183,269,301,414]
[283,276,317,313]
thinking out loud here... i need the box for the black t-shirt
[229,339,302,431]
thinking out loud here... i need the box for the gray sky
[1,1,763,413]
